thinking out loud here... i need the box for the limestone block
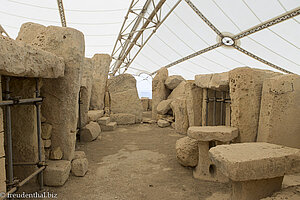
[0,132,4,158]
[0,35,64,78]
[44,160,71,186]
[80,122,101,142]
[209,143,300,181]
[100,122,117,131]
[170,99,189,134]
[195,72,229,91]
[110,113,135,125]
[152,67,170,119]
[149,99,152,111]
[188,126,238,142]
[17,22,85,161]
[88,110,104,122]
[229,67,281,142]
[41,123,52,140]
[50,147,63,160]
[90,54,111,110]
[141,97,149,111]
[45,149,50,160]
[175,137,198,167]
[185,81,202,127]
[79,58,95,127]
[257,74,300,148]
[168,81,186,100]
[97,117,111,126]
[73,151,86,160]
[43,139,51,148]
[142,118,156,124]
[165,75,185,90]
[157,119,170,128]
[71,158,88,177]
[156,99,173,115]
[108,74,143,122]
[0,158,6,193]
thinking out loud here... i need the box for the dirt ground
[46,123,229,200]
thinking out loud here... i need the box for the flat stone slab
[209,143,300,181]
[88,110,104,122]
[188,126,238,142]
[100,122,117,131]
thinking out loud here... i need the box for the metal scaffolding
[57,0,67,27]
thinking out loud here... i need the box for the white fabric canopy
[1,0,299,98]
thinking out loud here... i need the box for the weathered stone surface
[185,81,202,127]
[188,126,238,142]
[176,137,198,167]
[156,99,173,115]
[90,54,111,110]
[157,119,170,128]
[170,99,189,134]
[257,75,300,149]
[209,143,300,181]
[142,118,156,124]
[141,97,149,111]
[50,147,63,160]
[168,81,186,100]
[100,122,117,131]
[152,67,170,119]
[41,123,52,140]
[88,110,104,122]
[71,158,88,177]
[44,160,71,186]
[0,132,4,158]
[229,67,280,142]
[80,122,101,142]
[165,75,185,90]
[0,158,6,193]
[43,139,51,148]
[73,151,86,160]
[17,22,85,160]
[195,72,229,91]
[0,35,64,78]
[149,99,152,111]
[97,117,110,126]
[108,74,143,122]
[110,113,135,125]
[79,58,95,127]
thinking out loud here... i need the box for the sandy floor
[45,123,230,200]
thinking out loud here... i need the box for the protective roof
[1,0,299,98]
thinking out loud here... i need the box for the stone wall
[229,67,280,142]
[257,74,300,148]
[0,76,5,193]
[17,23,85,160]
[90,54,111,111]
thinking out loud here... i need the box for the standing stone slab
[108,74,143,122]
[185,80,202,127]
[165,75,185,90]
[257,75,300,149]
[141,97,149,111]
[17,23,85,161]
[170,99,189,134]
[152,67,170,119]
[90,54,111,110]
[229,67,280,142]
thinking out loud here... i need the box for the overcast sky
[1,0,299,98]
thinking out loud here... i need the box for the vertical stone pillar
[170,99,189,134]
[229,67,280,142]
[0,76,6,193]
[17,23,85,160]
[185,80,202,127]
[152,67,169,120]
[90,54,111,110]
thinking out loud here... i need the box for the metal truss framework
[57,0,67,27]
[149,0,300,75]
[110,0,182,76]
[0,24,10,37]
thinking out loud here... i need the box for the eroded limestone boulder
[88,110,104,122]
[71,158,88,177]
[152,67,170,119]
[41,123,52,140]
[195,72,229,91]
[156,99,172,115]
[157,119,170,128]
[44,160,71,186]
[176,137,198,167]
[50,147,63,160]
[165,75,185,90]
[108,74,143,122]
[110,113,135,125]
[168,81,186,100]
[80,121,101,142]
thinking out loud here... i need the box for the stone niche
[17,22,85,161]
[108,74,143,123]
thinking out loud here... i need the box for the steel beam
[57,0,67,27]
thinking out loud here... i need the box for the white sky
[1,0,300,98]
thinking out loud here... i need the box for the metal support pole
[35,78,43,191]
[205,89,209,126]
[213,90,217,126]
[4,77,14,191]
